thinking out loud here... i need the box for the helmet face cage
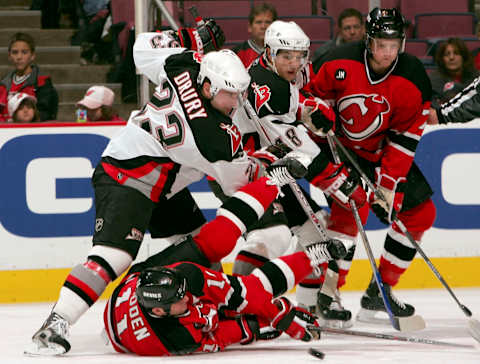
[366,8,406,53]
[197,49,250,98]
[136,267,187,316]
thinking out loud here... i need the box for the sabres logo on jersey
[220,123,242,156]
[192,52,204,64]
[338,93,390,141]
[252,83,272,114]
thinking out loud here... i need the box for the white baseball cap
[77,86,115,109]
[8,92,37,116]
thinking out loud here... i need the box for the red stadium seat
[182,1,252,26]
[399,0,469,24]
[212,16,250,43]
[405,39,433,64]
[321,0,369,24]
[463,39,480,52]
[279,15,334,41]
[414,13,477,39]
[252,0,312,16]
[110,0,135,56]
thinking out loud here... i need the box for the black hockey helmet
[136,267,187,315]
[366,8,406,40]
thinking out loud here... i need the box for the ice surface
[2,288,479,364]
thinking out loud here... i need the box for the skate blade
[468,318,480,343]
[356,308,426,331]
[24,341,67,356]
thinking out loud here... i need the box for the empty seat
[463,39,480,52]
[321,0,369,24]
[399,0,469,24]
[110,0,135,56]
[212,16,250,43]
[405,39,433,64]
[310,40,327,53]
[182,1,252,26]
[414,13,477,39]
[252,0,312,16]
[280,15,334,41]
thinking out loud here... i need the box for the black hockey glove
[176,19,224,53]
[237,314,281,345]
[197,18,225,53]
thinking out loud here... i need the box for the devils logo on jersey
[337,94,390,141]
[253,83,272,113]
[220,123,242,156]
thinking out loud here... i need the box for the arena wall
[0,121,479,303]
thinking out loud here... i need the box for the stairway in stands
[0,0,136,122]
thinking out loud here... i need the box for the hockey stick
[325,131,480,342]
[306,325,475,349]
[238,95,334,276]
[326,133,425,332]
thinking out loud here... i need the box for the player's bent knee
[88,245,133,279]
[245,225,293,259]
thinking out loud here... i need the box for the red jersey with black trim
[305,41,432,182]
[232,40,263,68]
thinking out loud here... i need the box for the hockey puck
[308,348,325,360]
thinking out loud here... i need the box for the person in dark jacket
[0,32,58,122]
[429,38,479,107]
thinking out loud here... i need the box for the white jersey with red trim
[100,32,256,201]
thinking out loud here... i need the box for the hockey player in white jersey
[231,20,367,327]
[25,21,274,356]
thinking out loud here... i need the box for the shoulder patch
[253,83,272,113]
[219,122,242,156]
[335,68,347,80]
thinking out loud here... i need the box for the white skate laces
[266,166,295,188]
[305,242,332,276]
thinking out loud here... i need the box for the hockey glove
[237,314,281,345]
[177,19,225,53]
[180,303,219,332]
[271,297,321,342]
[313,162,367,210]
[250,143,292,166]
[299,96,336,136]
[369,168,405,225]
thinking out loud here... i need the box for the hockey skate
[265,151,310,187]
[24,312,71,356]
[304,239,347,276]
[316,290,353,328]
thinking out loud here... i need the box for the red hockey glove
[177,19,225,53]
[299,96,336,136]
[180,303,219,332]
[313,162,367,210]
[271,297,321,342]
[369,168,405,224]
[237,314,281,345]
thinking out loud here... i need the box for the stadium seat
[405,39,434,65]
[463,39,480,52]
[182,1,252,26]
[414,13,477,39]
[310,40,327,53]
[212,16,250,43]
[399,0,470,24]
[321,0,369,24]
[279,15,334,41]
[252,0,312,16]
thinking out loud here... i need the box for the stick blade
[397,315,426,332]
[468,318,480,343]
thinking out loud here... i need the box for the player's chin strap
[326,130,480,341]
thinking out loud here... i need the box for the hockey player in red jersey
[305,8,436,324]
[25,21,291,356]
[103,157,348,356]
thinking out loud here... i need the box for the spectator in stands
[76,85,124,122]
[0,33,58,122]
[429,37,479,106]
[312,8,365,64]
[232,2,277,67]
[6,92,40,123]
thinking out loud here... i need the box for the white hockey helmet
[264,20,310,56]
[197,49,251,97]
